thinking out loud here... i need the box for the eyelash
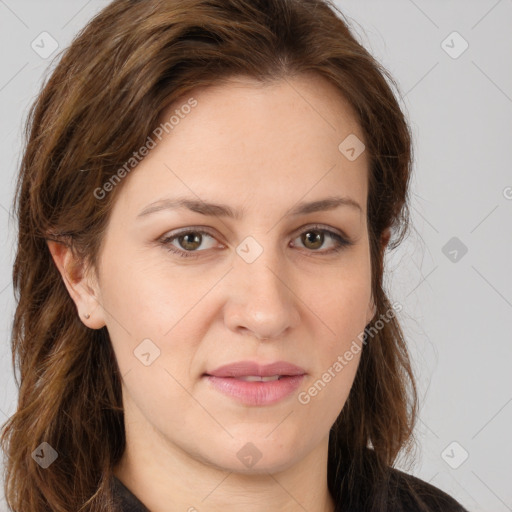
[159,224,353,259]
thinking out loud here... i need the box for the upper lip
[204,360,306,378]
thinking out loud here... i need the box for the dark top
[112,475,150,512]
[111,465,469,512]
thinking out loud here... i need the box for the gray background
[0,1,511,511]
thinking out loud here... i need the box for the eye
[159,224,353,259]
[290,224,353,255]
[159,228,220,258]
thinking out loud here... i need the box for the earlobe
[46,240,105,329]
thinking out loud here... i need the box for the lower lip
[203,375,305,406]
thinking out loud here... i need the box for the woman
[1,0,469,510]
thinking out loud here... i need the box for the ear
[47,240,106,329]
[365,227,392,325]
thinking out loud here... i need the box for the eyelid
[290,223,350,241]
[158,223,353,258]
[159,226,223,245]
[160,223,349,242]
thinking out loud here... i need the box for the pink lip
[203,360,306,406]
[206,360,306,378]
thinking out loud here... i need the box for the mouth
[229,375,283,382]
[204,360,306,378]
[202,374,305,406]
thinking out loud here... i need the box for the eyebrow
[136,195,362,220]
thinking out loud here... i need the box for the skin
[48,72,390,512]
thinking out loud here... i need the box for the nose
[223,249,301,341]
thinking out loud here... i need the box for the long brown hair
[1,0,417,510]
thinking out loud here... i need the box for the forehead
[112,73,368,218]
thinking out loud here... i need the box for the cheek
[98,244,200,335]
[299,283,366,423]
[299,261,371,408]
[304,350,361,432]
[308,267,372,344]
[97,249,215,387]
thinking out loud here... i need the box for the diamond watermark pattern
[236,442,263,468]
[442,236,468,263]
[441,31,469,59]
[134,338,161,366]
[338,133,366,161]
[236,236,264,264]
[31,31,59,59]
[31,442,58,469]
[441,441,469,469]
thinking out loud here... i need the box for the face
[63,73,376,474]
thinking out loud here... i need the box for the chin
[199,436,305,475]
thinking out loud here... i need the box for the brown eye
[292,226,352,254]
[178,232,203,251]
[160,225,352,259]
[160,229,219,258]
[301,230,325,250]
